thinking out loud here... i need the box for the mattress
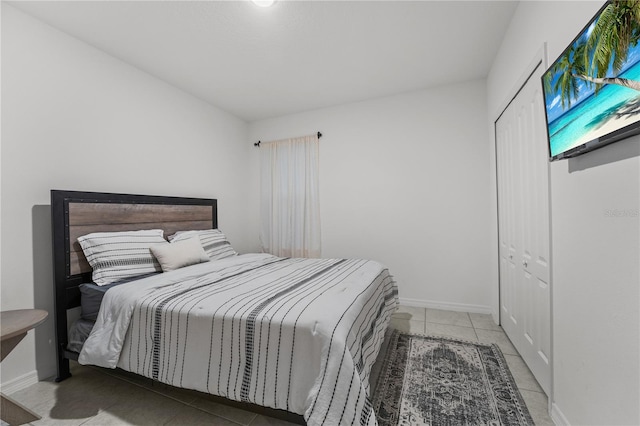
[79,253,398,426]
[79,274,158,321]
[69,281,143,352]
[67,318,95,353]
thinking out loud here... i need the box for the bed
[51,190,398,426]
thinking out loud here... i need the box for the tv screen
[542,0,640,161]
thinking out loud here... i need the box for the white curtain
[260,134,320,258]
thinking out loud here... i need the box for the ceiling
[9,0,519,122]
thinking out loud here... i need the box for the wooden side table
[1,309,48,426]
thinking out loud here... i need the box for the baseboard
[551,402,569,426]
[398,297,493,315]
[0,370,39,395]
[491,309,500,325]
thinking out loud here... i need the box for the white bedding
[79,253,398,426]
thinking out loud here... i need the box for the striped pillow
[168,229,237,261]
[77,229,166,286]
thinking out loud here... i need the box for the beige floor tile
[55,365,112,395]
[8,369,101,425]
[147,382,202,405]
[27,391,104,426]
[189,395,258,425]
[26,366,163,425]
[7,379,59,408]
[425,309,472,327]
[163,405,243,425]
[503,354,544,394]
[100,367,155,387]
[393,305,426,322]
[81,390,187,425]
[78,413,138,425]
[475,328,518,355]
[520,389,554,426]
[389,317,425,334]
[79,412,139,426]
[100,367,201,405]
[80,372,155,407]
[425,323,478,341]
[469,313,502,332]
[250,414,303,425]
[58,366,129,401]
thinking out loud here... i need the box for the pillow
[168,229,237,260]
[77,229,166,286]
[150,237,209,272]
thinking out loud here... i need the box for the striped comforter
[79,253,398,426]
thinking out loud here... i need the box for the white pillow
[150,238,209,272]
[168,229,237,261]
[77,229,166,286]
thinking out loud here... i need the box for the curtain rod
[254,131,322,147]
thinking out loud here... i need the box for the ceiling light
[252,0,275,7]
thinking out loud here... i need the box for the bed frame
[50,190,305,424]
[51,190,218,381]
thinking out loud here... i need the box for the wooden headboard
[51,190,217,381]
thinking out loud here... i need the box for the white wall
[0,5,257,388]
[249,80,494,313]
[487,2,640,424]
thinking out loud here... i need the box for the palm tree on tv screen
[544,0,640,109]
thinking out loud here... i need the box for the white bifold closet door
[495,61,551,396]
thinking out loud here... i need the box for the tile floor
[7,306,555,425]
[390,306,554,425]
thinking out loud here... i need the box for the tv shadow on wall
[568,133,640,172]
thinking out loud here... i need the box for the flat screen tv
[542,0,640,161]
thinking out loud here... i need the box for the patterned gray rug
[372,331,534,425]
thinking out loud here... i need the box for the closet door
[495,62,551,395]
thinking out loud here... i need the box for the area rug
[371,330,534,425]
